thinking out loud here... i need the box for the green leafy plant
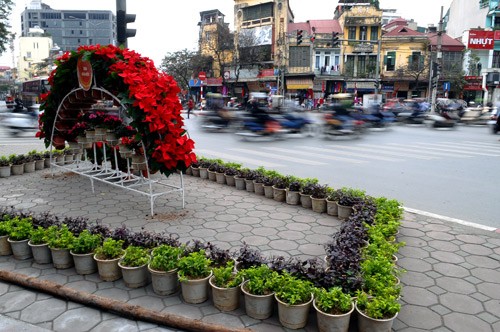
[29,226,49,245]
[46,224,75,249]
[8,154,25,165]
[120,245,150,267]
[94,238,124,260]
[0,218,15,237]
[241,264,275,295]
[71,229,102,254]
[27,150,43,161]
[0,156,11,167]
[355,291,400,319]
[272,272,313,305]
[314,287,353,315]
[310,184,329,199]
[8,217,34,241]
[211,261,243,288]
[300,178,319,195]
[149,244,184,271]
[177,249,212,281]
[337,187,366,206]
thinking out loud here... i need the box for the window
[242,3,273,21]
[315,54,320,69]
[345,55,355,76]
[479,0,488,9]
[71,30,74,34]
[360,26,367,41]
[370,26,379,41]
[26,52,32,58]
[493,51,500,69]
[357,56,367,75]
[385,51,396,71]
[289,46,311,67]
[409,52,423,70]
[348,26,356,40]
[80,30,83,35]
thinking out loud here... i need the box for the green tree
[160,49,211,91]
[0,0,14,55]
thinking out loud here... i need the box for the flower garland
[37,44,196,176]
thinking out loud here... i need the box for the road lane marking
[300,146,403,162]
[356,143,460,159]
[228,148,327,166]
[327,144,436,160]
[195,149,284,168]
[262,147,367,164]
[411,142,500,156]
[404,207,498,232]
[386,143,473,158]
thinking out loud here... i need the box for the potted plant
[0,217,14,256]
[299,178,319,209]
[28,150,45,171]
[310,184,329,213]
[354,291,400,331]
[70,230,102,275]
[148,244,184,295]
[197,157,211,179]
[189,160,200,177]
[223,162,241,186]
[235,242,267,270]
[313,287,354,332]
[46,224,75,269]
[337,187,366,220]
[28,226,52,264]
[9,154,25,176]
[286,178,302,205]
[209,260,243,311]
[177,249,212,304]
[273,272,314,329]
[240,264,275,320]
[326,188,340,216]
[0,156,11,178]
[22,152,36,173]
[94,238,125,281]
[207,158,221,181]
[244,169,258,192]
[118,245,151,288]
[272,175,289,202]
[233,168,248,190]
[214,161,227,184]
[7,216,34,260]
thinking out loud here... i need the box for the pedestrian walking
[187,99,194,119]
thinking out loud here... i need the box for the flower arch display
[37,44,196,176]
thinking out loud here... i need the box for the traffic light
[116,0,136,47]
[432,61,442,78]
[431,78,438,89]
[332,32,340,47]
[297,30,303,45]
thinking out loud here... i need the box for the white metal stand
[50,141,184,216]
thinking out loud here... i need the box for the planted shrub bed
[0,158,405,330]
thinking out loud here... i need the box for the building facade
[21,0,115,52]
[17,27,53,81]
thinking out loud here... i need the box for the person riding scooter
[246,99,281,134]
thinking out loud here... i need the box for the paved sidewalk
[0,169,499,331]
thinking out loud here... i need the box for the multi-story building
[17,26,53,81]
[20,0,114,52]
[445,0,500,104]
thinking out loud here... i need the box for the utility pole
[430,6,444,113]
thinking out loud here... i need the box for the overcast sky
[0,0,452,67]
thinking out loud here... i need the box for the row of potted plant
[0,149,85,178]
[0,186,404,331]
[188,157,366,220]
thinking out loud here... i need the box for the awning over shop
[286,78,313,90]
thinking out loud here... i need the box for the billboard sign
[468,30,494,49]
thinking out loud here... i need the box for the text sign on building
[468,30,494,50]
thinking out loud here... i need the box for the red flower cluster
[37,44,196,176]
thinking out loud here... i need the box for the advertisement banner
[468,30,494,49]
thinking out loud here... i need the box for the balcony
[314,67,341,77]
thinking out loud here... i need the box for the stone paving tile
[0,170,500,331]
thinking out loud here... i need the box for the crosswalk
[195,140,500,168]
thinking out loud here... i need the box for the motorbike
[0,102,40,136]
[198,108,238,132]
[274,112,318,137]
[459,106,492,125]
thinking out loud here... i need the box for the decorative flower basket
[37,45,196,177]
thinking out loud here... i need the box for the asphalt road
[185,114,499,229]
[0,116,498,229]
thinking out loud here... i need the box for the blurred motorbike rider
[248,99,281,133]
